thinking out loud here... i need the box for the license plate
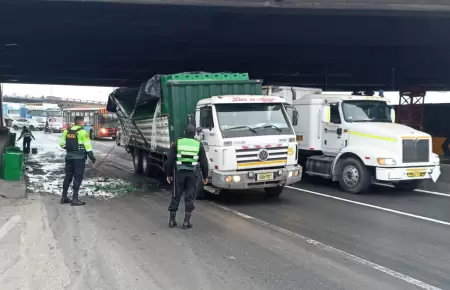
[257,173,274,181]
[406,168,426,178]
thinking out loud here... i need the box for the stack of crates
[2,146,23,180]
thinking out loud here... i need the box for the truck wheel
[394,180,422,192]
[196,175,207,200]
[29,125,35,131]
[133,148,143,174]
[264,186,284,199]
[338,157,371,194]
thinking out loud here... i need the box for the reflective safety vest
[65,128,84,152]
[176,138,200,171]
[21,130,32,138]
[60,126,93,155]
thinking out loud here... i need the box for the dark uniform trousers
[63,159,86,192]
[23,137,31,154]
[168,169,199,213]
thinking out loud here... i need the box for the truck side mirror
[391,108,396,123]
[321,105,331,123]
[292,109,299,126]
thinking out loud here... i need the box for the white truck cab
[292,93,440,193]
[195,95,302,198]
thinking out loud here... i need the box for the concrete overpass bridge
[0,0,450,91]
[2,95,107,109]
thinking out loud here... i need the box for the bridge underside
[1,1,450,90]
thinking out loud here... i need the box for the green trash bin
[2,146,24,181]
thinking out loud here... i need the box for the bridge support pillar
[0,83,4,128]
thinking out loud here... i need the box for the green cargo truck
[108,72,302,198]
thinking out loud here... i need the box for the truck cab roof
[197,95,288,106]
[293,94,390,105]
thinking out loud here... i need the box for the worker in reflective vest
[59,116,96,206]
[165,124,208,229]
[17,126,35,154]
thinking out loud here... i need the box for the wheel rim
[133,154,138,168]
[343,165,360,187]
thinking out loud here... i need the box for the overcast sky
[2,83,450,105]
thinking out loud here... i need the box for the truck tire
[133,148,143,174]
[264,186,284,199]
[338,157,371,194]
[394,180,422,192]
[196,179,206,200]
[29,125,35,131]
[196,172,210,200]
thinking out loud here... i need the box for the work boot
[169,212,177,228]
[71,189,86,206]
[60,189,71,204]
[182,213,193,229]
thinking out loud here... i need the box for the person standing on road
[165,124,208,229]
[59,116,96,206]
[17,126,35,154]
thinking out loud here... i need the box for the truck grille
[236,146,288,170]
[402,139,429,163]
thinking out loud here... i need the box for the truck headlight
[377,158,396,165]
[225,176,241,182]
[288,170,300,177]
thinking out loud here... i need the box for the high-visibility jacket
[60,125,93,160]
[176,138,200,171]
[19,129,34,139]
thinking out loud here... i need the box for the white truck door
[197,105,216,159]
[322,103,343,155]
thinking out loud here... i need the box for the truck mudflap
[375,165,441,182]
[211,165,302,190]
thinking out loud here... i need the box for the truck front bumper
[211,165,302,190]
[376,165,441,182]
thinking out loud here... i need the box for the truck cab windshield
[215,103,293,138]
[342,100,392,123]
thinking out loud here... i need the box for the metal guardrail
[3,95,106,105]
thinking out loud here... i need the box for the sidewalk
[0,179,26,199]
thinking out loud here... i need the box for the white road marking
[211,203,441,290]
[415,188,450,197]
[0,215,21,241]
[373,182,450,197]
[287,186,450,227]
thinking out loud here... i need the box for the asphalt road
[1,131,449,289]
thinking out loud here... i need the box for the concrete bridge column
[0,83,4,128]
[0,83,11,175]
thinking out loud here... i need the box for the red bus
[62,107,118,140]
